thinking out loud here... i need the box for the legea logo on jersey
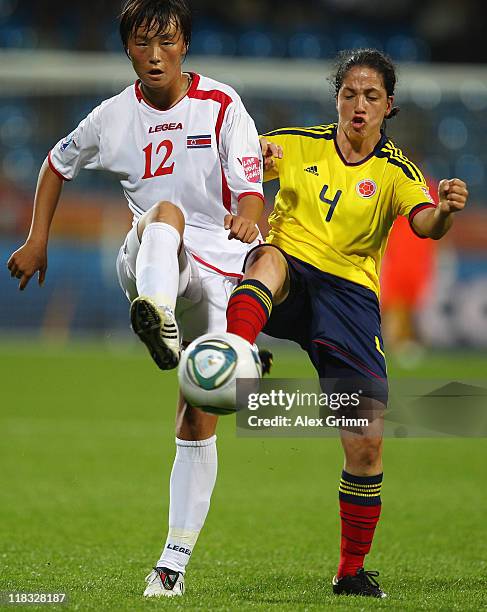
[356,179,377,199]
[241,156,261,183]
[148,122,183,133]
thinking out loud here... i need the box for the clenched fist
[438,178,468,215]
[224,215,259,243]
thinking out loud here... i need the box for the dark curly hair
[120,0,192,57]
[332,49,400,120]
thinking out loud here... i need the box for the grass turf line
[0,343,486,610]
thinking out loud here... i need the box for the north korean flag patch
[241,156,261,183]
[187,134,212,149]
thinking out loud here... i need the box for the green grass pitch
[1,342,486,611]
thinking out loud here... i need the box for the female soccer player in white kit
[7,0,264,597]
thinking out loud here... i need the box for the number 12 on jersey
[319,184,342,222]
[142,140,175,179]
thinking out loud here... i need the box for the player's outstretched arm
[224,195,264,243]
[411,178,468,240]
[7,159,64,290]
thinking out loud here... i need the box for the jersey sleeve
[48,105,103,181]
[393,164,436,228]
[219,100,264,203]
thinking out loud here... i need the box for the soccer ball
[178,332,262,415]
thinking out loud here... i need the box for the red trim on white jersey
[187,74,232,142]
[220,168,232,212]
[134,80,144,103]
[190,252,243,279]
[134,74,198,110]
[48,151,70,181]
[188,73,233,212]
[237,191,265,203]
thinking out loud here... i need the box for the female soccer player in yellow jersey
[226,49,468,598]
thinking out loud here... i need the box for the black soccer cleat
[332,569,387,598]
[130,297,180,370]
[258,348,273,376]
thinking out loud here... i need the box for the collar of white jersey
[134,73,200,112]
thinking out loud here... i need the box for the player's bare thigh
[243,245,290,305]
[137,200,185,242]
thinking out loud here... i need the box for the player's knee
[246,246,281,271]
[148,200,185,233]
[245,246,287,297]
[352,439,382,469]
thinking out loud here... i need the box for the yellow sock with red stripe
[337,470,383,578]
[226,279,273,345]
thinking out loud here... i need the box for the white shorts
[116,225,239,342]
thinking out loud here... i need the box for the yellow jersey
[264,123,435,297]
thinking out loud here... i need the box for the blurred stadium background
[2,2,487,608]
[1,0,487,352]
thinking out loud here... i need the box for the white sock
[136,222,180,311]
[157,436,218,574]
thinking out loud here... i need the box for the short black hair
[119,0,192,56]
[332,48,400,120]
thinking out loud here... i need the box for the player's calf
[226,245,290,345]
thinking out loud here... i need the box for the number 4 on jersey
[319,184,342,222]
[142,140,175,179]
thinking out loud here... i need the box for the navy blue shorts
[244,245,388,402]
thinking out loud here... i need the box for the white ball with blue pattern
[178,332,262,415]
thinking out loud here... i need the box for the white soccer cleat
[130,297,180,370]
[143,567,185,598]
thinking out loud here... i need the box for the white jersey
[49,73,264,274]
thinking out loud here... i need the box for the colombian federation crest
[356,179,377,198]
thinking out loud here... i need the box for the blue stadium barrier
[1,240,129,335]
